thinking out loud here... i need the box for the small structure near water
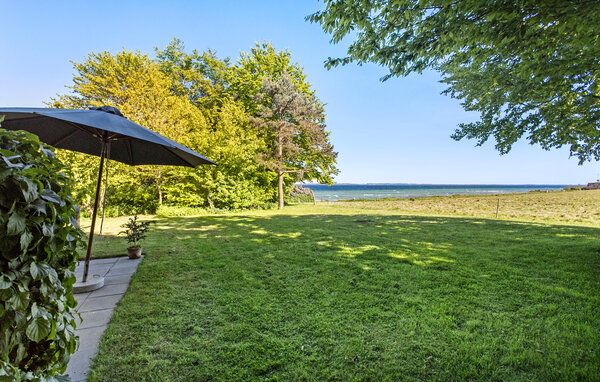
[568,182,600,191]
[582,182,600,190]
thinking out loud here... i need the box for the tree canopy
[308,0,600,162]
[49,40,337,214]
[229,42,314,114]
[253,73,337,208]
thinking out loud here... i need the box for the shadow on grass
[88,213,600,381]
[141,213,600,280]
[85,214,600,281]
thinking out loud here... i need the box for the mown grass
[326,189,600,226]
[84,192,600,381]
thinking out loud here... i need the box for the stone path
[65,256,143,382]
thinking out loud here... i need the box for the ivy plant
[0,126,83,380]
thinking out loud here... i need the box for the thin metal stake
[495,198,500,219]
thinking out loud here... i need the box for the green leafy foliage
[0,127,83,380]
[229,42,314,114]
[229,43,338,208]
[155,205,214,217]
[308,1,600,162]
[52,50,205,213]
[252,73,338,208]
[286,184,315,204]
[52,40,338,215]
[155,40,279,209]
[119,215,151,248]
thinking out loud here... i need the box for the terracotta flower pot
[127,246,142,259]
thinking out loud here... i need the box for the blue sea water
[303,184,567,202]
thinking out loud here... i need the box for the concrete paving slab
[106,264,137,276]
[88,283,130,298]
[78,257,119,265]
[74,292,90,306]
[106,267,138,277]
[108,264,140,274]
[116,256,145,265]
[104,273,133,285]
[78,294,123,313]
[65,326,106,382]
[74,266,113,277]
[64,256,141,381]
[75,263,113,271]
[78,309,114,330]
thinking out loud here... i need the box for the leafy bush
[105,179,159,216]
[0,128,82,379]
[155,205,212,217]
[564,186,583,191]
[286,184,315,204]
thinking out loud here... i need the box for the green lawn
[85,192,600,381]
[327,189,600,226]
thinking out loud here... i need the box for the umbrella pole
[82,140,107,283]
[99,142,111,237]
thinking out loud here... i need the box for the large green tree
[52,50,203,212]
[229,43,314,114]
[309,1,600,162]
[155,40,276,208]
[155,39,231,109]
[253,73,337,209]
[231,43,338,206]
[53,41,337,213]
[158,40,338,208]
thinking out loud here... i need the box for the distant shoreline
[302,183,568,202]
[301,183,571,187]
[318,188,566,203]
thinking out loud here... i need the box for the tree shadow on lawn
[149,213,600,270]
[91,213,600,380]
[86,213,600,298]
[143,213,600,309]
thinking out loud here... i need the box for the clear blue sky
[1,0,597,185]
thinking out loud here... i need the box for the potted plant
[120,215,151,259]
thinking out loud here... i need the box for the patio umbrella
[0,106,215,282]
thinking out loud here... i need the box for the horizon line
[299,182,576,186]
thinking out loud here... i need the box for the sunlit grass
[325,189,600,226]
[84,191,600,381]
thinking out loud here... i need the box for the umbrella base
[73,274,104,294]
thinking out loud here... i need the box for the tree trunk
[277,134,284,209]
[278,171,284,209]
[157,168,163,206]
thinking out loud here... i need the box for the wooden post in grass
[495,198,500,219]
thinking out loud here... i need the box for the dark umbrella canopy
[0,106,215,284]
[0,107,215,166]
